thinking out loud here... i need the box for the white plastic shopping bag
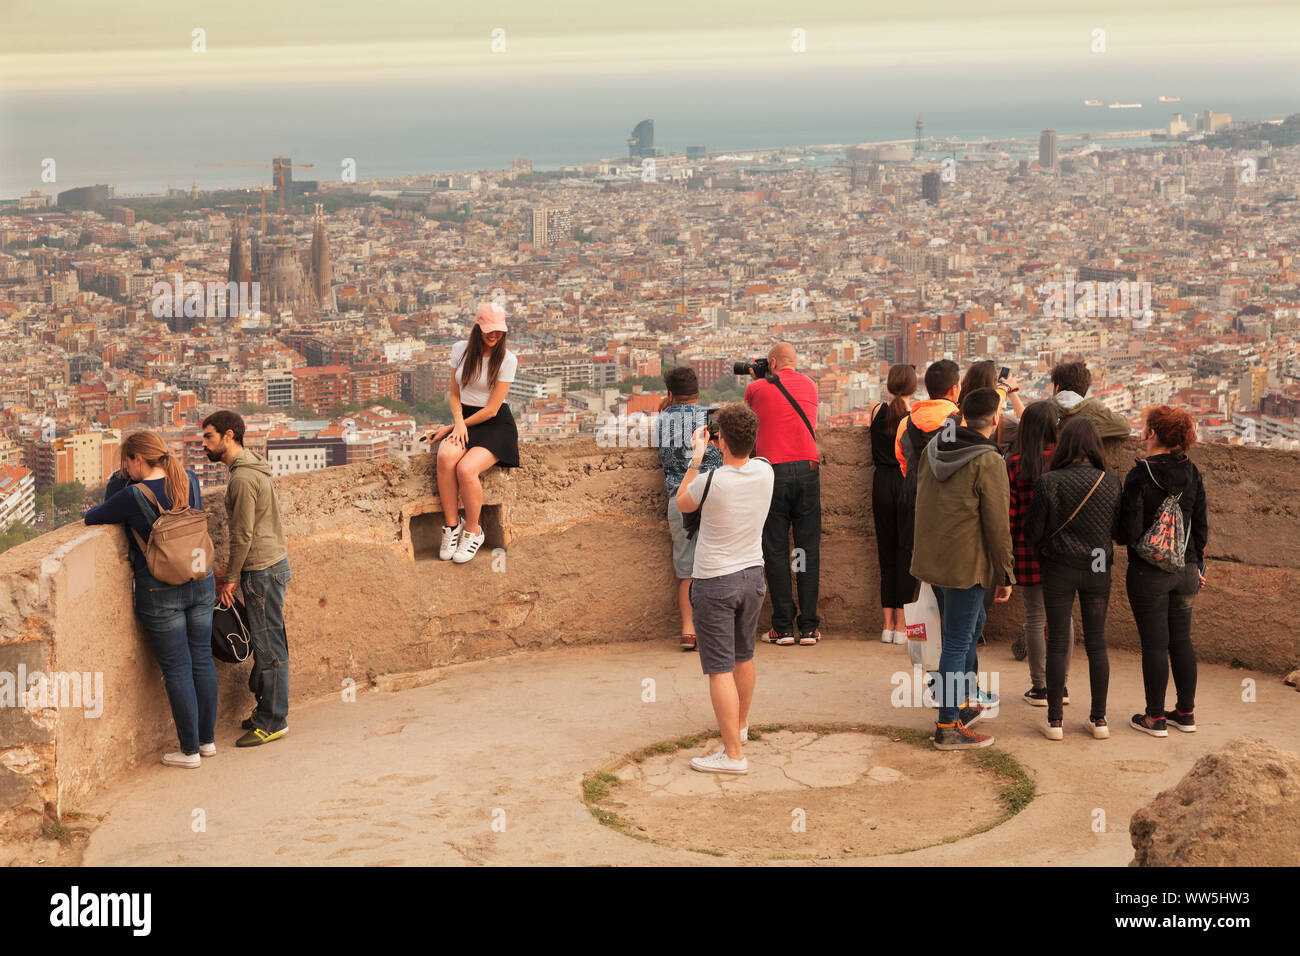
[904,582,942,707]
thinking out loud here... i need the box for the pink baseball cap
[476,302,507,334]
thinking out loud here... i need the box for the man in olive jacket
[1049,360,1132,439]
[202,410,292,747]
[911,388,1015,751]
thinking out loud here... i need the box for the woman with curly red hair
[1118,406,1208,738]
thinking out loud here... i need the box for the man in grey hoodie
[911,388,1015,751]
[1049,361,1132,439]
[202,410,291,747]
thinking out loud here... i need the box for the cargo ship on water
[1158,95,1181,103]
[1084,99,1102,107]
[1108,102,1142,109]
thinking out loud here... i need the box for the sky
[2,0,1298,90]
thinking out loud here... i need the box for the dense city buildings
[4,121,1300,508]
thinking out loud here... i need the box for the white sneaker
[690,750,748,774]
[438,520,464,560]
[199,742,216,757]
[711,725,748,757]
[452,527,486,564]
[1041,720,1064,741]
[162,751,201,769]
[893,630,909,645]
[880,629,893,644]
[1084,718,1110,739]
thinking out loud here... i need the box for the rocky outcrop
[1130,736,1300,866]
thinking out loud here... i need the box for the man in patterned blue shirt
[658,367,722,651]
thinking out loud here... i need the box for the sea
[0,66,1295,199]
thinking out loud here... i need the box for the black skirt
[459,403,520,468]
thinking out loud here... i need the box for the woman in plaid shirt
[1006,401,1073,705]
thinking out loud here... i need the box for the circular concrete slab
[586,724,1031,862]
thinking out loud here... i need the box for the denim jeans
[242,557,291,733]
[134,571,218,755]
[762,464,821,633]
[932,584,985,724]
[1041,560,1111,723]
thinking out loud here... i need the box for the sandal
[679,633,697,651]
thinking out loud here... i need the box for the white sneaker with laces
[162,751,201,769]
[438,520,464,560]
[199,742,216,757]
[690,750,748,774]
[880,629,893,644]
[893,630,909,645]
[452,527,486,564]
[711,725,748,757]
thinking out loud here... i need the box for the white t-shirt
[684,457,774,579]
[450,339,518,407]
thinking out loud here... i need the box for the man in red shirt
[743,342,822,645]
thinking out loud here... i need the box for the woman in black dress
[428,302,520,564]
[868,364,917,644]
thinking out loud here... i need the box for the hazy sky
[2,0,1297,90]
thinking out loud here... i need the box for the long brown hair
[960,360,998,399]
[884,364,917,431]
[120,431,190,513]
[457,325,508,396]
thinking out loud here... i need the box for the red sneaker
[679,634,697,652]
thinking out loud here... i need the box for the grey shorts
[667,497,697,579]
[690,566,767,675]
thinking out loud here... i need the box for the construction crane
[194,160,314,238]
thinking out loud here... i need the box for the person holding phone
[426,302,520,565]
[959,360,1024,453]
[676,403,774,774]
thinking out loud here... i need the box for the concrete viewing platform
[64,638,1300,866]
[2,431,1298,864]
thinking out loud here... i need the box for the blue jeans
[242,557,291,733]
[134,571,218,755]
[933,584,985,724]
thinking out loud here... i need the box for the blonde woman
[85,431,215,769]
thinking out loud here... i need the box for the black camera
[733,358,770,378]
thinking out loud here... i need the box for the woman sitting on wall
[426,301,520,565]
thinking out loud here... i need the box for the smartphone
[998,366,1010,382]
[705,406,720,436]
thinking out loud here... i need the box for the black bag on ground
[212,597,252,663]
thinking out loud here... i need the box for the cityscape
[2,108,1299,543]
[3,0,1300,893]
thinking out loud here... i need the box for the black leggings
[871,466,915,609]
[1042,559,1111,723]
[1126,559,1199,717]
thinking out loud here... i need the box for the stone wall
[1,429,1297,838]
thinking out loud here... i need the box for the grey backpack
[1132,460,1191,573]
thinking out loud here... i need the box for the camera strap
[767,373,817,441]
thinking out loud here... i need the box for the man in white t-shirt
[676,403,774,775]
